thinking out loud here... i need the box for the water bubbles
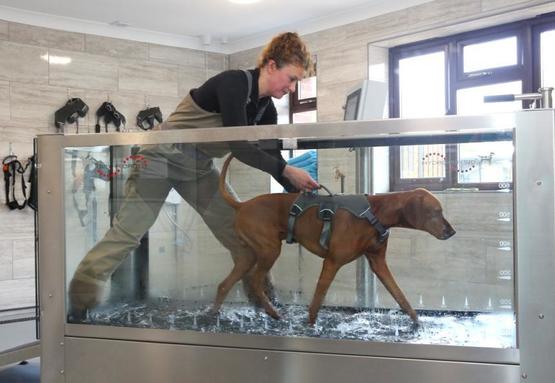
[83,299,515,348]
[487,298,493,310]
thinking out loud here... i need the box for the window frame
[388,12,555,192]
[289,60,317,123]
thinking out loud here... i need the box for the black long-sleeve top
[190,68,296,191]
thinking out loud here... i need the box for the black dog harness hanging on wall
[2,155,31,210]
[136,107,163,130]
[286,188,390,249]
[54,98,89,133]
[95,102,126,133]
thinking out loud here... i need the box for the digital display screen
[344,89,361,121]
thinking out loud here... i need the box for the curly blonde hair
[258,32,314,75]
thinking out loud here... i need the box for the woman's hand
[282,165,319,192]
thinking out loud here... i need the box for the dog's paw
[307,315,317,326]
[410,320,422,332]
[265,307,281,320]
[205,306,221,317]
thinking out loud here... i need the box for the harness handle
[317,184,334,196]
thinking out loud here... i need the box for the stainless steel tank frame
[484,87,553,109]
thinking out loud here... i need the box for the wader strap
[243,70,268,125]
[286,203,302,244]
[359,207,389,243]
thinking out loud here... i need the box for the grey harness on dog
[286,188,390,249]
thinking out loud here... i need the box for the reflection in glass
[400,144,446,179]
[457,141,513,184]
[463,36,518,73]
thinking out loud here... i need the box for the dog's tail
[219,154,241,210]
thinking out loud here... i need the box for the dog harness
[2,155,31,210]
[286,189,389,249]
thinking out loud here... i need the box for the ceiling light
[229,0,261,4]
[41,54,72,65]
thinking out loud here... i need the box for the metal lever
[484,87,553,109]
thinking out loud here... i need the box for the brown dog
[213,155,455,324]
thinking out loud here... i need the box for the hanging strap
[359,207,389,243]
[2,157,28,210]
[286,203,302,244]
[27,155,37,211]
[243,70,268,125]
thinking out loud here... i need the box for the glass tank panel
[64,136,516,349]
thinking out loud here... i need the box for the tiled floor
[0,358,40,383]
[1,315,40,382]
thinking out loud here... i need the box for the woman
[68,32,319,320]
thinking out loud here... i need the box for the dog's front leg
[365,250,418,323]
[308,258,340,325]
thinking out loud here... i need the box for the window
[290,73,317,123]
[389,13,555,191]
[539,28,555,88]
[398,51,446,118]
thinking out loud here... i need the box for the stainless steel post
[355,147,376,308]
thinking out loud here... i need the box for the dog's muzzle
[441,225,456,240]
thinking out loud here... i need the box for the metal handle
[483,87,552,109]
[484,94,515,103]
[318,184,334,196]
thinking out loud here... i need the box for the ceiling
[0,0,433,53]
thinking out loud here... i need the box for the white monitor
[344,80,388,121]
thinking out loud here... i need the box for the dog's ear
[402,192,425,229]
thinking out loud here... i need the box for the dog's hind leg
[211,252,256,314]
[365,250,418,322]
[308,258,340,325]
[251,251,281,320]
